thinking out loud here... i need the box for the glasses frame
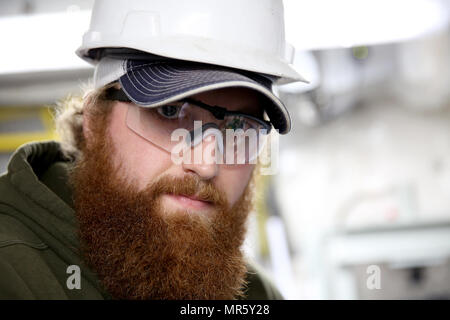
[104,86,273,134]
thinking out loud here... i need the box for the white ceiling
[0,0,94,16]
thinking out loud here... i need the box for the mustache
[145,174,229,208]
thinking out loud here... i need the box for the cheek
[107,103,173,190]
[217,164,255,206]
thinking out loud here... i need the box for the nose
[182,133,220,180]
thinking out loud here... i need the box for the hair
[53,83,116,160]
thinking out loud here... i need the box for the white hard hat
[76,0,306,85]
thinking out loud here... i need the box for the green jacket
[0,141,282,300]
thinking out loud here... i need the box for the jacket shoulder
[0,168,48,247]
[0,213,48,251]
[0,256,36,299]
[0,214,72,299]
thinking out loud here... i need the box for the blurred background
[1,0,450,299]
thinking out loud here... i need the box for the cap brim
[118,60,291,134]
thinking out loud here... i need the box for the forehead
[189,87,265,117]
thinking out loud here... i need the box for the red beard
[69,108,253,299]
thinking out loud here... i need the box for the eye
[224,116,255,131]
[157,104,181,119]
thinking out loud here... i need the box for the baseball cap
[94,57,292,134]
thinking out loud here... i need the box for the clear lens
[126,102,268,164]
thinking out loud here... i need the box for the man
[0,0,305,299]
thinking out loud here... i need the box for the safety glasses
[105,87,272,164]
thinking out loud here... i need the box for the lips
[163,193,214,211]
[180,194,212,204]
